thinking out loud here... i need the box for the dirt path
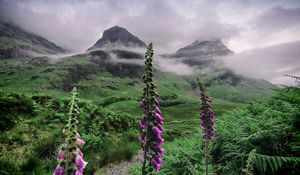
[97,150,143,175]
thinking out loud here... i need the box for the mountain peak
[87,26,146,51]
[174,38,233,58]
[191,38,221,46]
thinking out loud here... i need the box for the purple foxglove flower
[75,154,87,172]
[139,132,146,142]
[77,148,83,157]
[150,155,163,171]
[152,125,163,136]
[150,158,160,171]
[156,124,163,131]
[154,107,161,115]
[153,155,163,164]
[198,82,215,141]
[156,145,165,155]
[54,88,86,175]
[53,165,64,175]
[75,170,83,175]
[153,98,159,105]
[150,158,162,171]
[156,136,164,145]
[57,150,66,160]
[75,138,85,146]
[155,113,164,124]
[76,133,81,139]
[139,118,146,128]
[208,99,212,104]
[140,44,164,173]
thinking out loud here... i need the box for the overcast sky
[0,0,300,84]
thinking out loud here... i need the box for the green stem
[65,94,75,174]
[142,77,151,175]
[205,140,208,175]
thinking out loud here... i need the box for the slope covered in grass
[0,54,277,174]
[128,87,300,174]
[0,56,274,132]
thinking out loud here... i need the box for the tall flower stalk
[53,87,87,175]
[140,43,164,174]
[197,79,215,175]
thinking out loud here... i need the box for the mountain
[174,38,233,58]
[0,24,277,174]
[162,38,233,68]
[0,22,67,59]
[87,26,147,51]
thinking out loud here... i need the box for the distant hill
[0,22,67,59]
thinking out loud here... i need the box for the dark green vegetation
[0,54,277,174]
[0,90,138,174]
[128,87,300,174]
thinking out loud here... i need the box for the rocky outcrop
[87,26,146,51]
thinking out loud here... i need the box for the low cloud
[154,56,195,75]
[222,41,300,85]
[0,0,242,53]
[0,0,299,84]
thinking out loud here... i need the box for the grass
[128,87,300,175]
[0,55,276,174]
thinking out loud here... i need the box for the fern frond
[255,153,300,174]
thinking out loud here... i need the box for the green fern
[254,153,300,174]
[290,131,300,153]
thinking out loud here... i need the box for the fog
[222,41,300,85]
[0,0,300,85]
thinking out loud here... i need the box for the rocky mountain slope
[0,24,275,101]
[0,22,67,59]
[86,26,145,61]
[87,26,146,51]
[174,38,233,58]
[163,38,234,68]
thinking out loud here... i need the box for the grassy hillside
[128,87,300,175]
[0,54,277,174]
[0,55,274,131]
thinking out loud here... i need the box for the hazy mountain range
[0,22,67,58]
[0,21,275,94]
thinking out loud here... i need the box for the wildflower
[197,79,215,175]
[53,88,87,175]
[75,138,85,146]
[140,43,164,174]
[150,155,163,171]
[139,118,146,128]
[198,81,215,141]
[54,165,64,175]
[57,149,66,160]
[75,153,88,172]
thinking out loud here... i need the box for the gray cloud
[1,0,300,85]
[0,0,242,53]
[1,0,299,53]
[222,41,300,85]
[253,6,300,33]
